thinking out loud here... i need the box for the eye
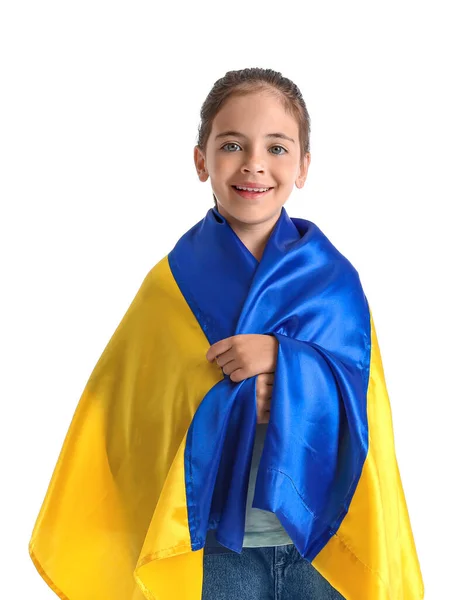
[270,145,287,155]
[221,142,241,152]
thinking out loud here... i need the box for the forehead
[211,92,299,137]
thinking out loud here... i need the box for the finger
[255,382,268,398]
[257,372,275,383]
[206,337,234,362]
[215,348,236,368]
[256,380,273,397]
[230,368,247,383]
[257,409,271,424]
[221,359,238,375]
[258,401,271,411]
[261,374,275,387]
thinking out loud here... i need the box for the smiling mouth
[231,185,274,198]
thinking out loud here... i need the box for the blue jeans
[202,543,345,599]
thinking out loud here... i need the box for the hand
[205,334,278,382]
[256,372,274,424]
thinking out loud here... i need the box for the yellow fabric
[29,256,222,599]
[29,256,424,599]
[313,310,424,599]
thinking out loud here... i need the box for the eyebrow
[215,130,296,144]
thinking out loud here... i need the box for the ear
[194,146,209,182]
[295,152,311,189]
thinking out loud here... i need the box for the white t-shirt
[242,422,293,547]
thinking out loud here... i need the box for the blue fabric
[202,543,345,599]
[168,206,371,562]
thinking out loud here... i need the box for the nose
[241,154,265,174]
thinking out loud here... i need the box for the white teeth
[235,186,270,192]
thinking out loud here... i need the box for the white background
[1,1,465,598]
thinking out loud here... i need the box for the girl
[28,67,424,600]
[195,68,346,599]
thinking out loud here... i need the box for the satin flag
[29,206,424,599]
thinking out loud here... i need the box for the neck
[216,204,282,262]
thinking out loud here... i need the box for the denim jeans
[201,543,345,600]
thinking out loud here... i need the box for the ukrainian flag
[29,206,424,599]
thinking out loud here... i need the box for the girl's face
[194,91,311,225]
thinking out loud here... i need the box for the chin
[221,202,283,225]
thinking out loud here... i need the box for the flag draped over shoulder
[29,206,424,600]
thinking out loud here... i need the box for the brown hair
[196,67,311,209]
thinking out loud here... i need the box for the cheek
[274,158,301,181]
[209,152,237,176]
[280,156,300,181]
